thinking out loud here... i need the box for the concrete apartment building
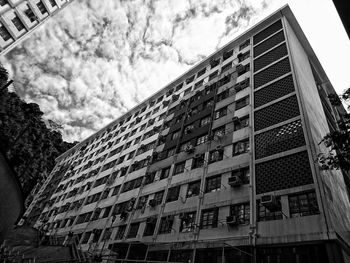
[31,5,350,263]
[0,0,73,55]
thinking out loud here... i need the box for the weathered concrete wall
[284,17,350,234]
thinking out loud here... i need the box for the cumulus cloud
[1,0,276,142]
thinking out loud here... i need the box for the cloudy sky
[1,0,349,142]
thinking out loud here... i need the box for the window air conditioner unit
[261,195,281,212]
[228,176,242,187]
[148,199,157,207]
[226,215,238,226]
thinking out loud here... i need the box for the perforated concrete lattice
[254,95,300,131]
[255,119,305,159]
[253,20,283,45]
[254,30,285,57]
[254,57,291,89]
[255,151,314,194]
[254,75,295,108]
[254,43,288,72]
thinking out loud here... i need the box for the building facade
[0,0,73,55]
[32,5,350,263]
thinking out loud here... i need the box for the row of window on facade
[57,66,251,177]
[53,136,251,207]
[66,191,319,244]
[58,92,250,189]
[58,50,251,168]
[48,164,250,218]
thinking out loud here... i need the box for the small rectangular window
[180,212,196,232]
[205,175,221,193]
[187,181,201,197]
[230,203,250,224]
[158,216,174,234]
[166,186,180,202]
[235,96,249,110]
[289,191,319,218]
[200,208,218,229]
[160,167,171,179]
[115,225,126,240]
[174,161,186,175]
[232,139,249,156]
[214,107,228,120]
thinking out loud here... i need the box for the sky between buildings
[1,0,349,142]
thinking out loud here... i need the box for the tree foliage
[317,91,350,170]
[0,64,77,199]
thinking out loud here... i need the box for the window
[203,99,214,108]
[160,167,171,180]
[137,195,148,209]
[233,139,249,156]
[209,71,218,81]
[239,39,250,51]
[213,126,226,138]
[166,186,180,202]
[172,130,180,140]
[196,134,209,146]
[208,149,224,163]
[231,167,250,184]
[237,64,250,76]
[145,172,156,185]
[235,96,249,110]
[205,175,221,193]
[125,141,131,149]
[115,225,126,240]
[210,59,220,69]
[81,232,92,244]
[187,181,200,197]
[127,151,135,160]
[184,88,192,96]
[102,206,112,218]
[144,217,157,236]
[186,75,195,84]
[179,141,193,152]
[134,137,141,145]
[12,16,25,31]
[175,114,184,124]
[197,68,206,77]
[0,25,11,41]
[200,208,218,229]
[180,212,196,232]
[174,162,186,175]
[37,1,48,15]
[258,198,283,221]
[158,216,174,234]
[230,203,250,224]
[154,190,164,205]
[101,228,111,241]
[127,223,140,238]
[49,0,57,7]
[214,107,227,120]
[192,154,205,169]
[233,115,249,131]
[216,89,230,102]
[112,185,120,196]
[223,49,233,60]
[176,83,183,91]
[166,147,176,158]
[289,192,319,218]
[237,51,250,62]
[200,116,211,127]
